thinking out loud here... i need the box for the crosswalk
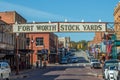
[59,63,90,67]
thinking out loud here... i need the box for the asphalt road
[11,50,103,80]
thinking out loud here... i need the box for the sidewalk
[10,64,57,80]
[10,68,34,80]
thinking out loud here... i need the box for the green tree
[70,40,88,51]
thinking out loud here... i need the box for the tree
[69,40,88,51]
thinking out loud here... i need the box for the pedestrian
[43,60,47,69]
[36,61,39,68]
[40,58,42,69]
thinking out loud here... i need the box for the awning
[49,53,56,54]
[0,54,6,58]
[0,50,14,55]
[0,49,32,56]
[37,49,48,55]
[18,49,34,54]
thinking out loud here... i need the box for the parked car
[89,57,95,62]
[104,65,118,80]
[88,54,94,59]
[0,62,11,80]
[90,59,101,69]
[114,61,120,80]
[60,57,68,64]
[69,56,79,63]
[102,59,119,79]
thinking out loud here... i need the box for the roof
[0,20,7,25]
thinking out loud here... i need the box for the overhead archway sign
[13,22,106,33]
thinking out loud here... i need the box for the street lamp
[30,36,34,67]
[81,19,84,22]
[65,19,68,22]
[98,19,101,22]
[48,21,51,23]
[16,33,19,75]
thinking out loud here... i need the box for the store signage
[13,23,58,33]
[13,22,106,33]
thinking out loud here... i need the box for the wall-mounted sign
[59,23,106,32]
[13,22,106,33]
[13,23,58,33]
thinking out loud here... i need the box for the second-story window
[26,38,30,46]
[36,37,44,46]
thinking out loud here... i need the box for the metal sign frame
[12,22,107,33]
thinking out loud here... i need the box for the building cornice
[114,2,120,16]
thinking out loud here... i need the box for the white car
[104,66,118,80]
[102,59,119,79]
[102,60,120,80]
[0,62,11,80]
[90,59,101,69]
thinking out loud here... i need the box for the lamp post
[31,36,34,68]
[16,33,19,75]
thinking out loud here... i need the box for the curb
[10,74,29,80]
[10,69,33,79]
[97,74,103,78]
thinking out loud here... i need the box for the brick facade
[26,32,58,65]
[0,11,26,24]
[0,11,27,50]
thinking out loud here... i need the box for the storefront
[18,49,34,70]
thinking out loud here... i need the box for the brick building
[0,20,14,64]
[58,37,70,48]
[0,11,59,68]
[88,32,104,48]
[0,11,28,70]
[26,32,58,65]
[0,11,27,50]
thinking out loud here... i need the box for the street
[0,1,119,80]
[11,51,103,80]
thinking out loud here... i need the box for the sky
[0,0,120,42]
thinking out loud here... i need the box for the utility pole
[16,33,19,75]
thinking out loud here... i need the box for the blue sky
[0,0,119,42]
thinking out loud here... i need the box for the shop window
[36,37,44,46]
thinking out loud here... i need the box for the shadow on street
[14,66,85,80]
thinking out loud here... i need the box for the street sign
[13,23,58,33]
[13,22,106,33]
[59,23,106,32]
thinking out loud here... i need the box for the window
[36,37,44,46]
[26,38,30,46]
[37,50,42,54]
